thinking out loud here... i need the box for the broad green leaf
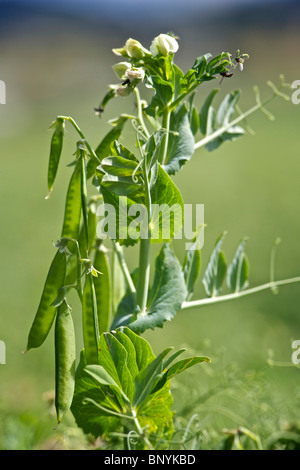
[101,156,140,177]
[202,232,227,297]
[137,382,173,447]
[133,348,173,406]
[111,330,139,380]
[110,141,139,163]
[71,351,122,437]
[84,364,121,388]
[163,104,195,175]
[84,365,130,406]
[110,292,136,329]
[99,187,141,247]
[87,117,128,178]
[150,164,184,242]
[100,173,143,197]
[227,237,250,292]
[99,333,134,401]
[118,326,156,371]
[129,244,187,332]
[199,89,219,135]
[144,75,173,117]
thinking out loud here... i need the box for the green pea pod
[55,301,76,424]
[82,274,99,364]
[26,250,67,351]
[93,244,111,334]
[61,164,82,239]
[47,118,65,196]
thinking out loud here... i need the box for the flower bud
[115,86,132,97]
[125,38,150,59]
[112,62,131,79]
[150,34,179,57]
[125,67,145,81]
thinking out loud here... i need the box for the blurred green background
[0,0,300,449]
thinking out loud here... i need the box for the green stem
[136,151,151,314]
[181,276,300,310]
[159,109,171,165]
[112,241,136,295]
[134,88,150,139]
[58,116,101,165]
[194,92,279,151]
[132,409,153,450]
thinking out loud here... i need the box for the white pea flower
[150,34,179,57]
[112,62,132,79]
[125,67,145,81]
[125,38,150,59]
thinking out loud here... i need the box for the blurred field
[0,4,300,449]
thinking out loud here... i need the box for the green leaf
[217,90,241,126]
[110,141,139,163]
[205,90,245,151]
[101,332,135,402]
[71,351,122,437]
[133,347,173,406]
[84,364,121,389]
[137,383,173,447]
[163,104,195,175]
[47,117,65,195]
[150,164,184,242]
[87,117,128,178]
[99,187,141,247]
[100,173,143,197]
[183,229,202,300]
[227,237,250,292]
[129,244,187,332]
[199,89,219,135]
[165,356,210,380]
[101,156,140,177]
[202,232,227,297]
[71,332,174,444]
[192,54,211,80]
[144,75,173,117]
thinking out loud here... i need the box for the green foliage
[25,32,299,449]
[71,327,207,448]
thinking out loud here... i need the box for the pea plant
[26,33,300,450]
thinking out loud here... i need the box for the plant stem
[159,109,171,165]
[194,92,279,151]
[132,409,153,450]
[58,116,101,164]
[181,276,300,310]
[136,151,151,314]
[112,241,136,295]
[134,87,150,138]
